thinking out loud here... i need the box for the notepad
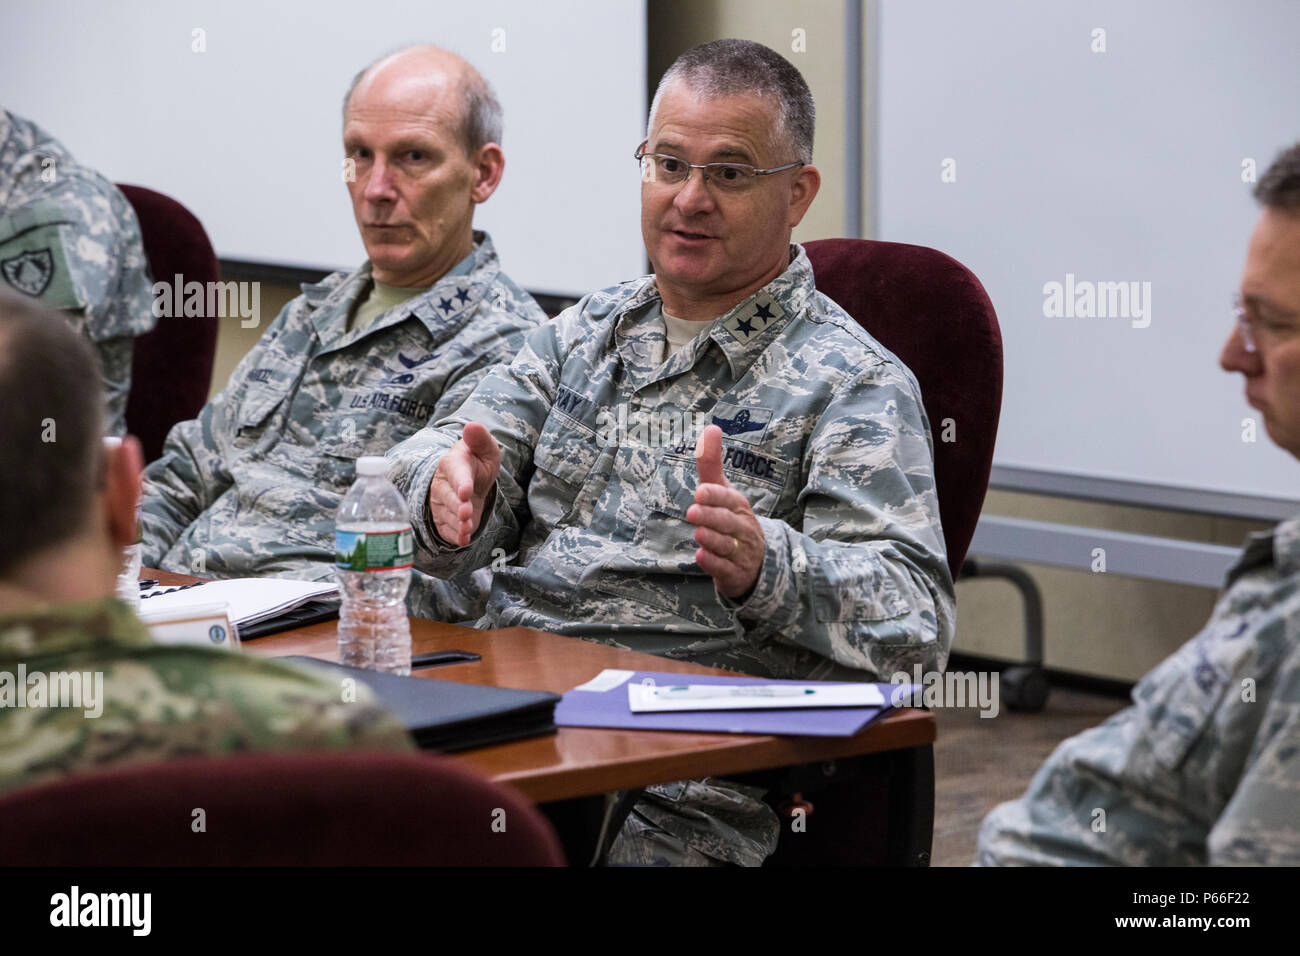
[628,681,885,712]
[557,669,918,737]
[138,577,340,632]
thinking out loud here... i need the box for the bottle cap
[355,456,389,477]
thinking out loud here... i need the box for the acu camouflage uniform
[0,598,412,797]
[142,232,544,623]
[0,110,155,436]
[978,515,1300,866]
[388,245,954,865]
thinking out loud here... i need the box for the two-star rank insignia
[432,283,473,316]
[722,293,784,344]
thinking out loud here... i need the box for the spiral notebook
[138,578,341,636]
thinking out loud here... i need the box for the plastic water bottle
[115,536,142,611]
[334,456,414,675]
[106,437,142,611]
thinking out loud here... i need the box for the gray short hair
[1255,143,1300,213]
[647,39,814,165]
[343,48,503,155]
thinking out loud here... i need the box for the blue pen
[653,685,818,700]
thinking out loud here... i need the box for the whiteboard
[0,0,647,296]
[877,0,1300,507]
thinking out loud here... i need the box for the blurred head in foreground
[0,291,141,610]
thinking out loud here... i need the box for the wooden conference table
[148,569,937,864]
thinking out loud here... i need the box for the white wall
[0,0,647,296]
[878,0,1300,504]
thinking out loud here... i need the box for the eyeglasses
[634,142,803,192]
[1234,295,1300,353]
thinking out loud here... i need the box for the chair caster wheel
[1002,666,1049,712]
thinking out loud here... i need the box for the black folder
[279,656,561,752]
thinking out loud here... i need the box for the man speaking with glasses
[978,143,1300,866]
[387,39,952,865]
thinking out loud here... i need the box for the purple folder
[555,670,920,737]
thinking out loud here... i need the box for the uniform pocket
[811,547,910,623]
[530,411,600,527]
[647,450,782,519]
[231,387,287,449]
[1129,638,1229,772]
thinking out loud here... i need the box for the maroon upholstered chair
[0,751,564,866]
[117,184,220,464]
[803,238,1003,579]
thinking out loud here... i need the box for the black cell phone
[410,650,482,669]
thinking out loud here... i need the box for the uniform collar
[302,231,501,349]
[1226,513,1300,585]
[615,245,814,386]
[0,597,152,661]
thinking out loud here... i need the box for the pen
[652,685,818,700]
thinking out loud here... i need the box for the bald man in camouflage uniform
[388,40,953,865]
[0,292,411,799]
[142,48,544,622]
[0,108,155,437]
[978,143,1300,867]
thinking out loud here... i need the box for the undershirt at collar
[347,248,476,333]
[347,278,426,334]
[660,306,714,360]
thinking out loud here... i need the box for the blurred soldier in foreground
[141,46,544,621]
[0,292,411,797]
[388,40,953,865]
[978,143,1300,866]
[0,107,155,436]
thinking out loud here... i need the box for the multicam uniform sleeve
[189,651,416,752]
[727,357,956,679]
[140,303,291,564]
[388,314,576,580]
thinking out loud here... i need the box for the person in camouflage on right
[387,40,953,865]
[0,292,412,798]
[978,142,1300,866]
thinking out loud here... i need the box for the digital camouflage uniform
[142,232,544,623]
[387,245,954,865]
[978,515,1300,866]
[0,597,412,797]
[0,110,155,436]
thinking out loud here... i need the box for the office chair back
[118,183,220,463]
[0,751,565,866]
[804,238,1003,578]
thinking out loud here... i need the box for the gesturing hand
[428,423,501,547]
[686,424,765,600]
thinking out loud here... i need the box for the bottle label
[335,528,414,572]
